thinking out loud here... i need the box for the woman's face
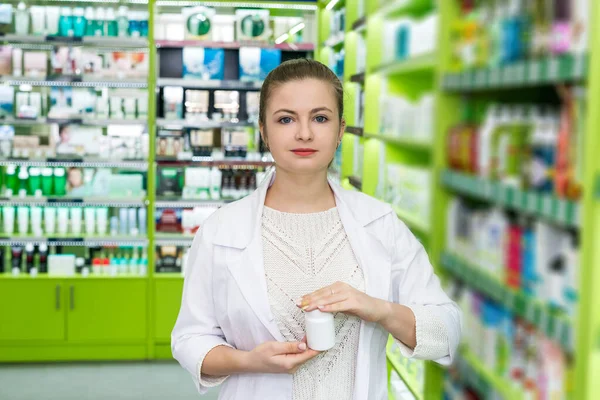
[260,78,344,175]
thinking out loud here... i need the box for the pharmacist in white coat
[172,59,461,400]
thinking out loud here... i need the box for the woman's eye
[315,115,328,123]
[279,117,293,124]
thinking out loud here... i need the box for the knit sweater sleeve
[389,216,462,365]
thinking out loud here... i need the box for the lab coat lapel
[220,172,286,342]
[330,181,391,300]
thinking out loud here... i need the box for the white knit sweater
[196,207,450,396]
[262,206,364,400]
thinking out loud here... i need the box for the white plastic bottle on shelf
[477,104,501,178]
[210,168,222,200]
[117,6,129,37]
[15,2,30,35]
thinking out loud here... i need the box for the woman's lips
[291,149,317,156]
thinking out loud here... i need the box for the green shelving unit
[0,0,318,364]
[324,0,600,399]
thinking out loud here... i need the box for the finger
[302,293,348,312]
[272,341,307,355]
[286,348,321,363]
[298,283,347,309]
[317,299,352,314]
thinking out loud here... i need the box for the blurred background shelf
[442,170,581,228]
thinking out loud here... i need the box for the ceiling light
[289,22,305,35]
[325,0,340,11]
[275,33,289,44]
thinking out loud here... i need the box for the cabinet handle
[55,285,61,310]
[70,285,74,310]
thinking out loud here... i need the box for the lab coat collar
[213,170,392,249]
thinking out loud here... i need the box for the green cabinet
[0,279,66,342]
[67,279,148,343]
[154,278,183,342]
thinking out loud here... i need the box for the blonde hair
[259,58,344,127]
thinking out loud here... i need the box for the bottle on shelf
[15,1,30,35]
[117,6,129,38]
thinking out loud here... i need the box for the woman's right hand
[247,339,320,374]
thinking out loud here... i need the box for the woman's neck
[264,167,336,213]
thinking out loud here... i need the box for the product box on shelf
[182,47,225,80]
[157,167,184,197]
[0,86,14,118]
[23,51,47,77]
[182,6,216,40]
[239,47,281,82]
[236,9,270,42]
[163,86,183,120]
[0,45,12,75]
[157,129,186,158]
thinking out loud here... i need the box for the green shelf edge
[459,347,524,400]
[440,251,575,353]
[442,53,588,92]
[372,53,437,77]
[393,206,430,234]
[373,0,435,18]
[387,351,424,400]
[364,133,432,151]
[442,169,581,228]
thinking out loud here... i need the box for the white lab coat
[172,172,461,399]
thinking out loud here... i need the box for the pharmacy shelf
[155,158,273,169]
[0,117,146,126]
[442,170,581,228]
[153,273,184,279]
[348,176,362,191]
[2,34,149,49]
[442,53,588,92]
[0,273,148,280]
[456,347,523,400]
[441,252,574,352]
[375,0,435,17]
[0,236,148,247]
[155,39,314,52]
[155,119,256,129]
[323,33,345,49]
[363,133,432,152]
[0,76,148,89]
[156,78,262,90]
[0,197,146,207]
[393,206,429,234]
[154,200,226,208]
[350,72,365,84]
[373,53,437,76]
[154,233,195,247]
[345,126,364,136]
[387,338,423,400]
[0,158,148,170]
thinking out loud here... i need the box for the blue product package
[183,48,224,80]
[258,49,281,80]
[203,48,225,80]
[521,227,537,295]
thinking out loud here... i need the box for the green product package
[28,168,42,197]
[53,168,67,196]
[41,168,54,196]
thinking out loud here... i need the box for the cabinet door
[154,279,184,342]
[0,280,66,342]
[67,279,147,342]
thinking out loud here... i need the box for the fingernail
[295,299,302,307]
[298,343,307,351]
[317,305,324,310]
[301,305,309,311]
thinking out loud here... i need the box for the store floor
[0,361,219,400]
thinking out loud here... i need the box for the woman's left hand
[297,281,390,323]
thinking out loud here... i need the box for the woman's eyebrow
[311,107,333,114]
[273,109,298,115]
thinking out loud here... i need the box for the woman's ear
[338,118,346,142]
[259,122,268,148]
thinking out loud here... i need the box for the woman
[172,59,461,399]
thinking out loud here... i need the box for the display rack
[323,0,600,399]
[0,0,317,363]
